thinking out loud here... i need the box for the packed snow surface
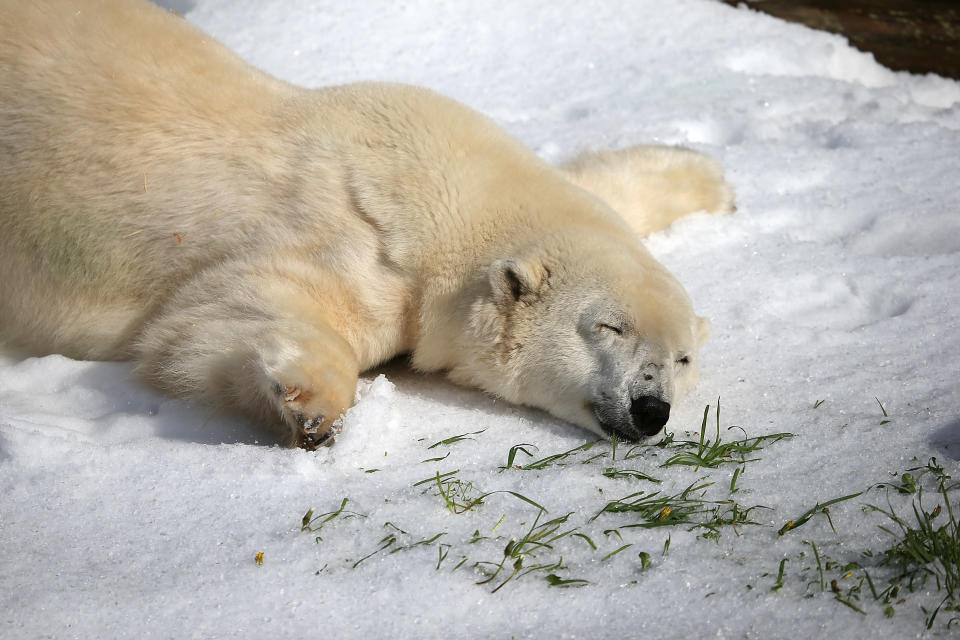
[2,1,959,638]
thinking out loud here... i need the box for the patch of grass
[301,498,365,542]
[699,500,772,540]
[621,431,680,459]
[803,540,826,592]
[428,471,487,514]
[600,544,633,562]
[352,524,448,569]
[512,441,602,471]
[427,428,487,449]
[572,532,597,550]
[768,458,959,630]
[658,402,794,470]
[592,477,770,541]
[876,457,956,496]
[475,511,582,592]
[875,397,891,425]
[592,478,714,524]
[296,398,960,634]
[778,492,863,536]
[868,484,959,628]
[729,465,744,493]
[499,443,537,470]
[771,558,788,592]
[415,469,547,514]
[545,573,590,588]
[601,467,661,483]
[436,543,452,570]
[351,534,395,568]
[299,402,797,604]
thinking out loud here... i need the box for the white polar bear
[0,0,732,447]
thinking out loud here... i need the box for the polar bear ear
[489,258,546,307]
[696,316,712,347]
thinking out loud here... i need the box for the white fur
[0,0,732,446]
[561,145,735,234]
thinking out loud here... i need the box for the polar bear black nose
[630,396,670,436]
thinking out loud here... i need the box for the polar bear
[0,0,732,447]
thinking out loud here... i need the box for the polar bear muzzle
[630,396,671,437]
[591,395,670,442]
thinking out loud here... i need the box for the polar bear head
[441,229,710,441]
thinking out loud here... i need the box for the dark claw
[301,429,335,450]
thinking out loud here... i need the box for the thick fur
[0,0,733,446]
[561,146,735,235]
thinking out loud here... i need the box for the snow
[2,0,959,638]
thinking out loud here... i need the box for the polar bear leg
[559,145,734,237]
[134,259,360,448]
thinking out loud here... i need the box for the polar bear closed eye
[0,0,732,447]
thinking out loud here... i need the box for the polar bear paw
[271,381,338,450]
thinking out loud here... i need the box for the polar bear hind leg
[560,145,734,237]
